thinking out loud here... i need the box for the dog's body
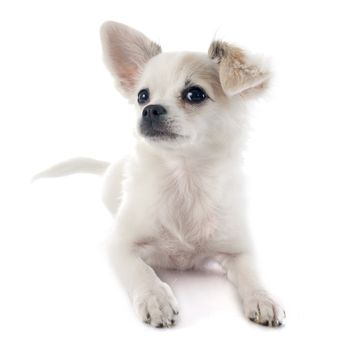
[106,141,247,270]
[35,22,285,328]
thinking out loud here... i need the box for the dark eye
[138,89,149,104]
[183,86,207,104]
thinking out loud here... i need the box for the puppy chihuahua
[34,21,285,328]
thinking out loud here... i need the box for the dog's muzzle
[140,104,177,139]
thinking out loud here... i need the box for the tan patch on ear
[209,40,269,96]
[209,40,245,65]
[240,79,270,98]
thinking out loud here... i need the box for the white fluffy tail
[32,157,110,182]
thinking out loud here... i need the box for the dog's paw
[133,282,179,328]
[243,290,285,327]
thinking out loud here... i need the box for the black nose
[142,104,167,123]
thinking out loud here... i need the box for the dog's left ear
[100,21,161,97]
[209,40,270,97]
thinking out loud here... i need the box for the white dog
[34,21,285,328]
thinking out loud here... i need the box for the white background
[1,0,350,349]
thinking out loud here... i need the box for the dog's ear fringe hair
[209,40,245,65]
[208,40,271,98]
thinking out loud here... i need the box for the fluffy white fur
[35,22,285,328]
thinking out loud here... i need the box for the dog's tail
[32,157,110,182]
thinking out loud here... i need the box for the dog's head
[100,22,270,152]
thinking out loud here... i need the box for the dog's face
[134,52,230,149]
[100,22,270,152]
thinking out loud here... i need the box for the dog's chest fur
[140,156,225,269]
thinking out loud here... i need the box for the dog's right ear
[100,21,161,97]
[208,40,270,98]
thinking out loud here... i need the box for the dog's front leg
[111,236,179,328]
[217,252,285,327]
